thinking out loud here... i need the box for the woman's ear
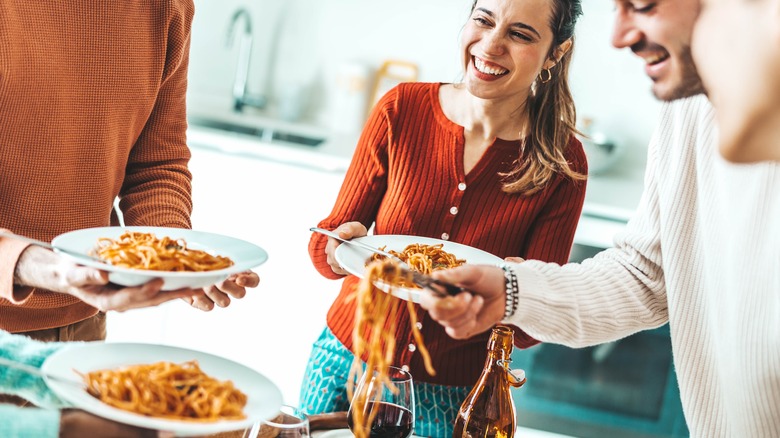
[543,38,573,69]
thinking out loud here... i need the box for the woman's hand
[14,246,205,312]
[419,264,508,339]
[325,222,367,275]
[60,409,171,438]
[185,271,261,311]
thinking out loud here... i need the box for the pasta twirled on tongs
[369,243,466,288]
[348,258,437,438]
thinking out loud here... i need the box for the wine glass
[348,366,415,438]
[243,405,309,438]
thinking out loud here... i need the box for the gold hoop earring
[538,68,552,84]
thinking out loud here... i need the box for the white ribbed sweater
[510,95,780,437]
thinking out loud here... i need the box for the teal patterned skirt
[299,327,470,438]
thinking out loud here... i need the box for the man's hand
[14,246,205,312]
[185,271,260,311]
[419,264,508,339]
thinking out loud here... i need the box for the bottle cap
[497,359,527,388]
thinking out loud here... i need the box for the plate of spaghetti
[41,342,283,436]
[51,226,268,290]
[334,235,502,302]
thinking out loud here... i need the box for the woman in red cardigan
[302,0,587,435]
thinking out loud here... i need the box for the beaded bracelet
[501,264,520,319]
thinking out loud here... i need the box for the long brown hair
[470,0,585,195]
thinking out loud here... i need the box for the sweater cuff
[502,261,570,335]
[0,404,61,438]
[0,232,34,303]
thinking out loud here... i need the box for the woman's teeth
[475,58,508,75]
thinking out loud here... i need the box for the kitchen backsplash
[187,0,661,173]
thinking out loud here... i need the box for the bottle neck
[484,348,510,370]
[484,326,514,371]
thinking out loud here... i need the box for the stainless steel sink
[188,117,326,147]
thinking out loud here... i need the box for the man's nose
[611,11,642,49]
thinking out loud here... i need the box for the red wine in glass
[347,401,413,438]
[348,366,415,438]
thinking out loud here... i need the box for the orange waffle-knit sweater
[0,0,194,332]
[309,82,588,386]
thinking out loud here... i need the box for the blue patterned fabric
[299,327,471,438]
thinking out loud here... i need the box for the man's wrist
[14,246,63,293]
[13,245,46,286]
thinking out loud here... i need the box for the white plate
[52,226,268,290]
[41,342,283,437]
[334,235,502,303]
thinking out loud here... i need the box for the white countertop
[575,163,645,249]
[187,118,355,174]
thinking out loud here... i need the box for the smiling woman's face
[693,0,780,162]
[460,0,557,102]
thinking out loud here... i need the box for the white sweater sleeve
[506,103,677,348]
[503,94,780,436]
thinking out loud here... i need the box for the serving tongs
[0,231,105,264]
[310,227,468,297]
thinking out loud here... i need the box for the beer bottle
[452,325,526,438]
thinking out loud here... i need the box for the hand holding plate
[187,270,261,311]
[314,223,368,276]
[14,246,205,312]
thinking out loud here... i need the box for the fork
[0,231,105,264]
[0,356,87,392]
[310,227,409,266]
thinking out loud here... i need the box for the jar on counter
[330,62,371,134]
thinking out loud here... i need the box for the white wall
[188,0,661,171]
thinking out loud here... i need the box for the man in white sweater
[420,0,780,436]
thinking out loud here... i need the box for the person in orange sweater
[302,0,587,436]
[0,1,258,344]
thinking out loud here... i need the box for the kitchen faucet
[226,8,267,112]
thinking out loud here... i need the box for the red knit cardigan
[309,82,587,386]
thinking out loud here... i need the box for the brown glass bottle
[452,325,525,438]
